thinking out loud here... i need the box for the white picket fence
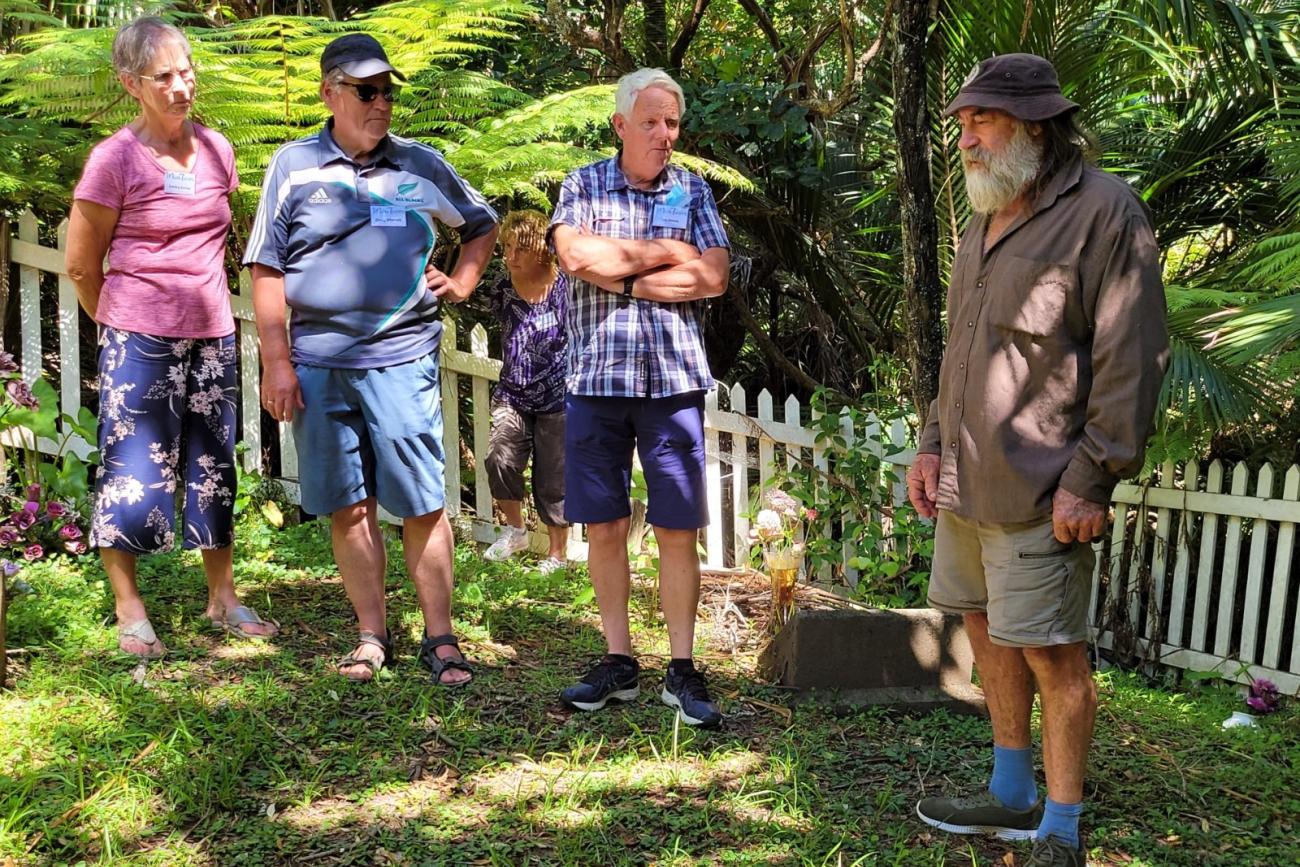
[5,211,1300,694]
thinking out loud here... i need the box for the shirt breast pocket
[988,255,1076,339]
[591,206,629,240]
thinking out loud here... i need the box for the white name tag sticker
[652,204,689,229]
[532,311,558,330]
[370,205,407,227]
[163,171,196,196]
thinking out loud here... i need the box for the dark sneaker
[561,655,640,711]
[915,791,1042,841]
[661,665,723,728]
[1028,835,1085,866]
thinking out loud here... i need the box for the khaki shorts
[928,510,1094,647]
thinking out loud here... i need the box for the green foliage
[773,374,934,607]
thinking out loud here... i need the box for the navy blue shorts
[564,392,708,530]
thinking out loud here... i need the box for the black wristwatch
[622,275,636,297]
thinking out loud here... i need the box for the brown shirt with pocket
[919,154,1170,523]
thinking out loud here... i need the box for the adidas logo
[307,188,331,205]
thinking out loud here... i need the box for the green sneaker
[915,791,1042,840]
[1027,835,1085,866]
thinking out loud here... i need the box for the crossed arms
[550,225,728,303]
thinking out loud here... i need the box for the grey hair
[111,16,190,77]
[614,68,685,119]
[323,66,348,86]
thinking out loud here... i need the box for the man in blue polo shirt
[549,68,730,728]
[245,34,498,687]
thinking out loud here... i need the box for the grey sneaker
[915,791,1042,841]
[1027,835,1085,866]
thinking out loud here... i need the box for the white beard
[963,123,1042,215]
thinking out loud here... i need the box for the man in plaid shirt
[549,68,730,728]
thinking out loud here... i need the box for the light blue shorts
[292,352,446,518]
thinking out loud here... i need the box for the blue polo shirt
[244,122,498,368]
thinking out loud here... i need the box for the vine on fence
[774,382,934,608]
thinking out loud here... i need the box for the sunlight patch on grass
[208,641,281,661]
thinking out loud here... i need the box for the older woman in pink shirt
[66,16,277,659]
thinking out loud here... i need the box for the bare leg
[546,524,569,561]
[586,517,632,655]
[654,526,701,660]
[403,508,469,685]
[965,612,1034,748]
[1022,642,1096,803]
[200,546,276,636]
[332,499,388,680]
[102,548,161,655]
[497,499,523,529]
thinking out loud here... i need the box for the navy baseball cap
[320,33,406,81]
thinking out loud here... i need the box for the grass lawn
[1,514,1297,866]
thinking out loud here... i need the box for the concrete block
[757,607,986,715]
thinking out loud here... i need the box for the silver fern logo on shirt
[394,181,424,205]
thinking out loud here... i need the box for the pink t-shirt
[73,122,238,338]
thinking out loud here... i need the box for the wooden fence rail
[5,210,1299,694]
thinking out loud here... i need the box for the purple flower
[1247,677,1281,715]
[63,540,87,555]
[5,379,38,410]
[22,500,39,514]
[26,484,41,501]
[11,510,34,530]
[59,523,82,540]
[0,351,16,373]
[1,559,20,577]
[0,525,18,546]
[46,501,67,518]
[23,544,43,561]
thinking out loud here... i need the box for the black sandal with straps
[338,630,393,682]
[419,633,474,688]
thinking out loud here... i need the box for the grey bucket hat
[942,53,1077,121]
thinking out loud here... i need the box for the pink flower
[804,508,818,521]
[59,523,82,540]
[0,351,16,373]
[5,379,38,410]
[26,484,41,501]
[11,510,35,530]
[63,540,88,555]
[22,500,39,514]
[46,501,67,518]
[0,525,18,546]
[23,544,43,561]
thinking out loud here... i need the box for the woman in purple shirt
[65,17,277,659]
[483,211,570,572]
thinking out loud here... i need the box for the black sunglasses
[338,81,400,103]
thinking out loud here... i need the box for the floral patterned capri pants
[90,328,238,554]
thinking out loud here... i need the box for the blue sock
[988,745,1037,810]
[1037,798,1083,848]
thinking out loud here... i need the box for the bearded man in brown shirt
[907,55,1169,866]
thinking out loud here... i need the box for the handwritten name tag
[532,311,559,330]
[652,205,689,229]
[163,171,196,196]
[370,205,407,227]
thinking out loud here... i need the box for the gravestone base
[757,607,986,715]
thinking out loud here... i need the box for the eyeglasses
[139,66,196,88]
[337,81,400,104]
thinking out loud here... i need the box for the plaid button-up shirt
[549,157,730,398]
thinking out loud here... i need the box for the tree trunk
[643,0,668,68]
[891,0,944,427]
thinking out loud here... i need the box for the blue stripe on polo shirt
[244,122,498,369]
